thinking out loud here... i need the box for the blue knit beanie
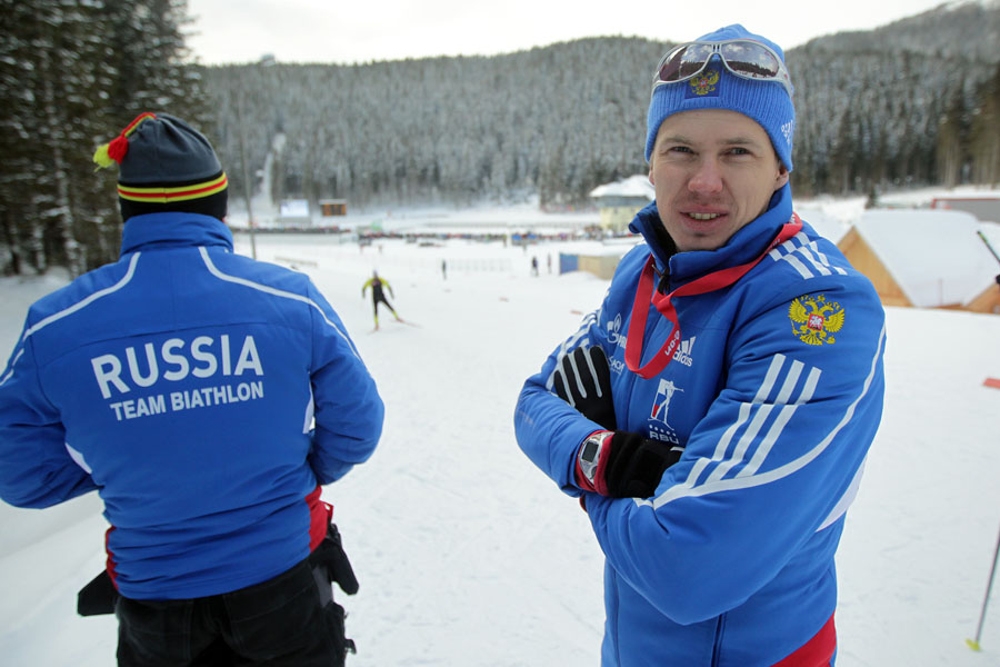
[645,24,795,171]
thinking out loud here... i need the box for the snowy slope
[1,199,1000,665]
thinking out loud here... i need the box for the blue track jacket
[515,185,885,666]
[0,212,384,600]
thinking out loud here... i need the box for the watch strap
[575,430,613,495]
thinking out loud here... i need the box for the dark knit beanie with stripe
[93,112,228,222]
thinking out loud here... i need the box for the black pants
[372,295,396,317]
[116,558,350,667]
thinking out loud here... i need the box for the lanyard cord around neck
[624,214,803,380]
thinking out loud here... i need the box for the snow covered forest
[2,0,1000,274]
[210,2,1000,211]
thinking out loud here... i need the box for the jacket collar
[120,212,235,256]
[629,183,794,288]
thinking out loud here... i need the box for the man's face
[648,108,789,252]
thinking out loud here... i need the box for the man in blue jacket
[0,112,384,666]
[514,25,886,666]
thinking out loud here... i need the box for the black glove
[78,569,119,616]
[555,346,680,498]
[602,432,682,498]
[309,522,360,595]
[552,345,617,430]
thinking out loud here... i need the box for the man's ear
[775,164,790,191]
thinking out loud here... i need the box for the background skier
[361,270,402,329]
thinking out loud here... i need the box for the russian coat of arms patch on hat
[685,66,722,98]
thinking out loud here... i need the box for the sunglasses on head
[651,39,794,97]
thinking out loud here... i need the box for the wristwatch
[578,431,613,486]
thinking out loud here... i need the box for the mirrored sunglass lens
[657,46,688,82]
[719,42,780,79]
[658,44,712,82]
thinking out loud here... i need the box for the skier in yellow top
[361,270,402,330]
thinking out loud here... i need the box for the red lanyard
[625,215,803,380]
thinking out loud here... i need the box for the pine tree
[97,0,210,127]
[0,0,36,274]
[969,64,1000,187]
[0,0,113,276]
[0,0,211,275]
[936,89,969,188]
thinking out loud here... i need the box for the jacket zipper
[711,614,726,667]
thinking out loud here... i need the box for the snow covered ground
[2,191,1000,666]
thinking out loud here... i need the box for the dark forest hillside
[2,0,998,274]
[203,1,1000,210]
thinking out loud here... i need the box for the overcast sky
[185,0,955,65]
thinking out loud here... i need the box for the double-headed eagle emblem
[689,68,721,96]
[789,294,845,346]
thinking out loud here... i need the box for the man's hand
[601,432,682,498]
[554,346,681,498]
[576,431,682,499]
[552,346,617,430]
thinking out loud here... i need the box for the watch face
[582,440,600,463]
